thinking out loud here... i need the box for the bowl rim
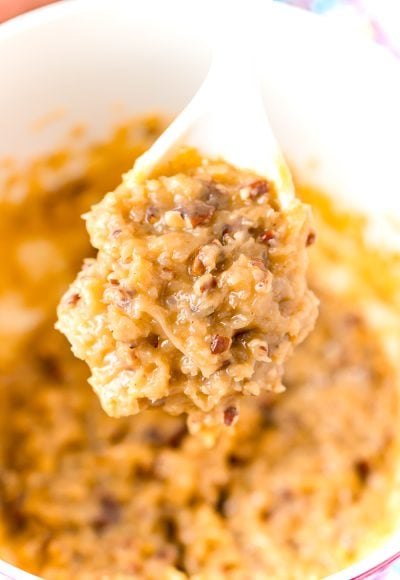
[0,1,399,579]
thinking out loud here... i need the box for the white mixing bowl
[1,1,400,578]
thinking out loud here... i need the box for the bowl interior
[0,2,400,579]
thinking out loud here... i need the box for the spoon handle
[134,0,294,207]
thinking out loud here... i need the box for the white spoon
[133,0,294,208]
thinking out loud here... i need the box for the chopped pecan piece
[354,459,370,483]
[179,200,216,228]
[211,335,232,354]
[147,333,160,348]
[200,180,228,208]
[38,355,63,382]
[249,180,269,198]
[167,423,187,447]
[220,224,234,244]
[65,292,80,306]
[306,231,316,246]
[259,229,276,244]
[240,179,269,200]
[223,406,239,426]
[344,313,362,327]
[93,495,121,532]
